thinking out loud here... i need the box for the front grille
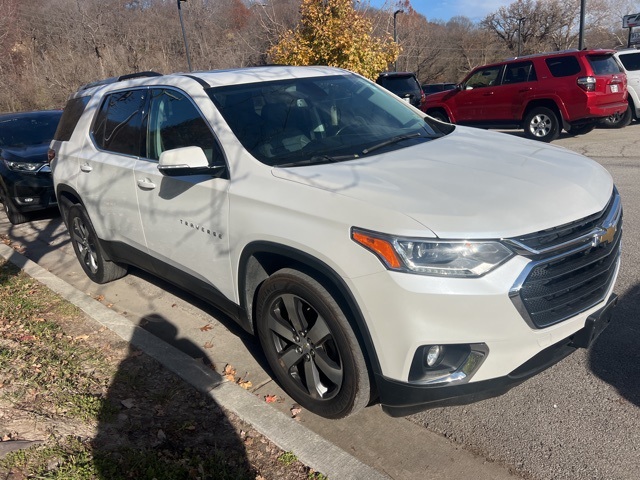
[509,190,622,329]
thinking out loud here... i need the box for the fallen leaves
[265,395,278,404]
[223,363,253,389]
[199,323,213,332]
[223,364,236,382]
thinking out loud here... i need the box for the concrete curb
[0,243,389,480]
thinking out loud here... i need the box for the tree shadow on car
[588,283,640,407]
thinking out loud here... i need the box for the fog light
[23,197,35,203]
[409,343,489,384]
[426,345,443,367]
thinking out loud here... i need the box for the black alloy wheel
[256,268,370,419]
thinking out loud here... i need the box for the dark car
[376,72,426,109]
[0,110,62,224]
[421,82,457,96]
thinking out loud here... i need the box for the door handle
[137,178,156,190]
[80,164,92,173]
[483,92,494,96]
[519,88,532,92]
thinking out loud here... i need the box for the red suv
[423,49,627,142]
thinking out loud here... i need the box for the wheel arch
[425,106,454,123]
[522,99,564,128]
[238,241,383,379]
[55,185,85,227]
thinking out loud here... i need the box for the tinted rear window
[618,52,640,71]
[587,54,622,75]
[53,96,90,142]
[545,56,581,77]
[378,76,420,94]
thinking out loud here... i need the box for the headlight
[3,159,46,172]
[352,228,513,277]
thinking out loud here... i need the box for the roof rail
[78,71,163,91]
[505,49,581,61]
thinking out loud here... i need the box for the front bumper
[378,293,618,417]
[1,171,56,212]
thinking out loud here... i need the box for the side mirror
[158,146,225,177]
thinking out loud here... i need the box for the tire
[256,268,370,419]
[428,110,450,123]
[67,204,127,284]
[523,107,560,142]
[601,103,632,129]
[0,189,29,225]
[569,123,596,136]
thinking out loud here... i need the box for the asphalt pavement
[2,124,639,479]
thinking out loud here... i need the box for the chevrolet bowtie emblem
[592,225,617,247]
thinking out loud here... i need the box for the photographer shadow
[589,284,640,407]
[92,314,256,478]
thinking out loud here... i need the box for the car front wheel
[0,189,28,225]
[67,204,127,284]
[523,107,560,142]
[256,268,370,419]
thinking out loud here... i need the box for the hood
[0,144,49,163]
[272,127,613,239]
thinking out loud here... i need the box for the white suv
[605,48,640,127]
[50,66,621,419]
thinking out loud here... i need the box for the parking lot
[1,124,639,479]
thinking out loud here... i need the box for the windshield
[0,112,62,148]
[207,74,449,167]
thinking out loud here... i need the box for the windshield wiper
[361,132,422,156]
[275,154,360,168]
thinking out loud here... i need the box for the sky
[368,0,516,23]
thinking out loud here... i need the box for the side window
[464,66,502,89]
[147,88,223,166]
[618,52,640,71]
[54,96,90,142]
[92,90,146,156]
[545,56,581,77]
[503,61,537,84]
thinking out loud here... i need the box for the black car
[421,82,457,96]
[0,110,62,224]
[376,72,425,109]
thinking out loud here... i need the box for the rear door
[134,87,234,299]
[487,61,537,121]
[78,89,147,250]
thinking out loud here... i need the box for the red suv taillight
[577,76,596,92]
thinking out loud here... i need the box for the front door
[135,87,234,300]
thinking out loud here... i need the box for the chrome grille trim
[504,191,621,256]
[509,189,622,329]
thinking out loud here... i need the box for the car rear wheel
[256,268,370,419]
[523,107,560,142]
[569,123,596,136]
[601,104,632,129]
[0,189,28,225]
[67,204,127,284]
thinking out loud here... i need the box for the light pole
[177,0,192,72]
[393,9,404,72]
[578,0,586,50]
[517,17,526,57]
